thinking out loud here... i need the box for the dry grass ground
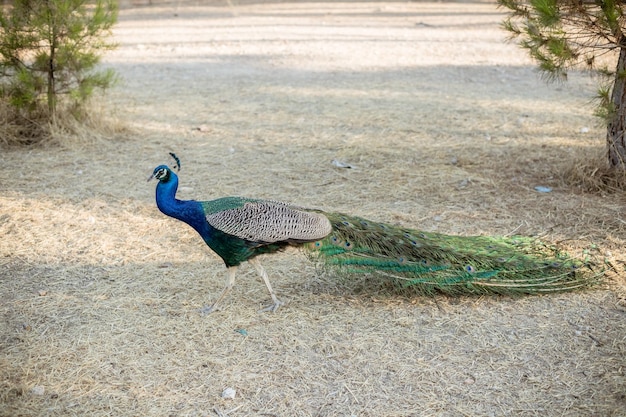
[1,1,626,416]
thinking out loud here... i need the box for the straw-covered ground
[1,1,625,416]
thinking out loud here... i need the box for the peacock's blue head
[148,165,176,183]
[149,153,181,183]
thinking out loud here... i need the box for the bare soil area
[1,1,625,416]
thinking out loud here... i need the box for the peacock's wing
[204,198,332,244]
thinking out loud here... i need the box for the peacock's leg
[249,258,284,313]
[200,266,238,315]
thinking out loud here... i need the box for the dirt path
[1,2,625,416]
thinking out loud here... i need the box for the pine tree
[0,0,118,124]
[499,0,626,169]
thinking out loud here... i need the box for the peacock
[149,154,601,313]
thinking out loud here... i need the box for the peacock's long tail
[305,212,602,295]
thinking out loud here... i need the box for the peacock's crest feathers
[203,197,332,244]
[306,212,601,295]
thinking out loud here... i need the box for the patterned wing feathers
[206,200,332,243]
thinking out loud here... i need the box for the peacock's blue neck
[155,173,211,239]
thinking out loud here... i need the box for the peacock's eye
[156,168,168,180]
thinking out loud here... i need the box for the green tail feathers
[305,212,603,295]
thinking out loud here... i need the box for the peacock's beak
[147,173,155,182]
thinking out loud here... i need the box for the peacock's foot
[259,298,285,313]
[199,304,220,315]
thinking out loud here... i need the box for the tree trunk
[47,44,55,117]
[607,42,626,169]
[46,0,56,119]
